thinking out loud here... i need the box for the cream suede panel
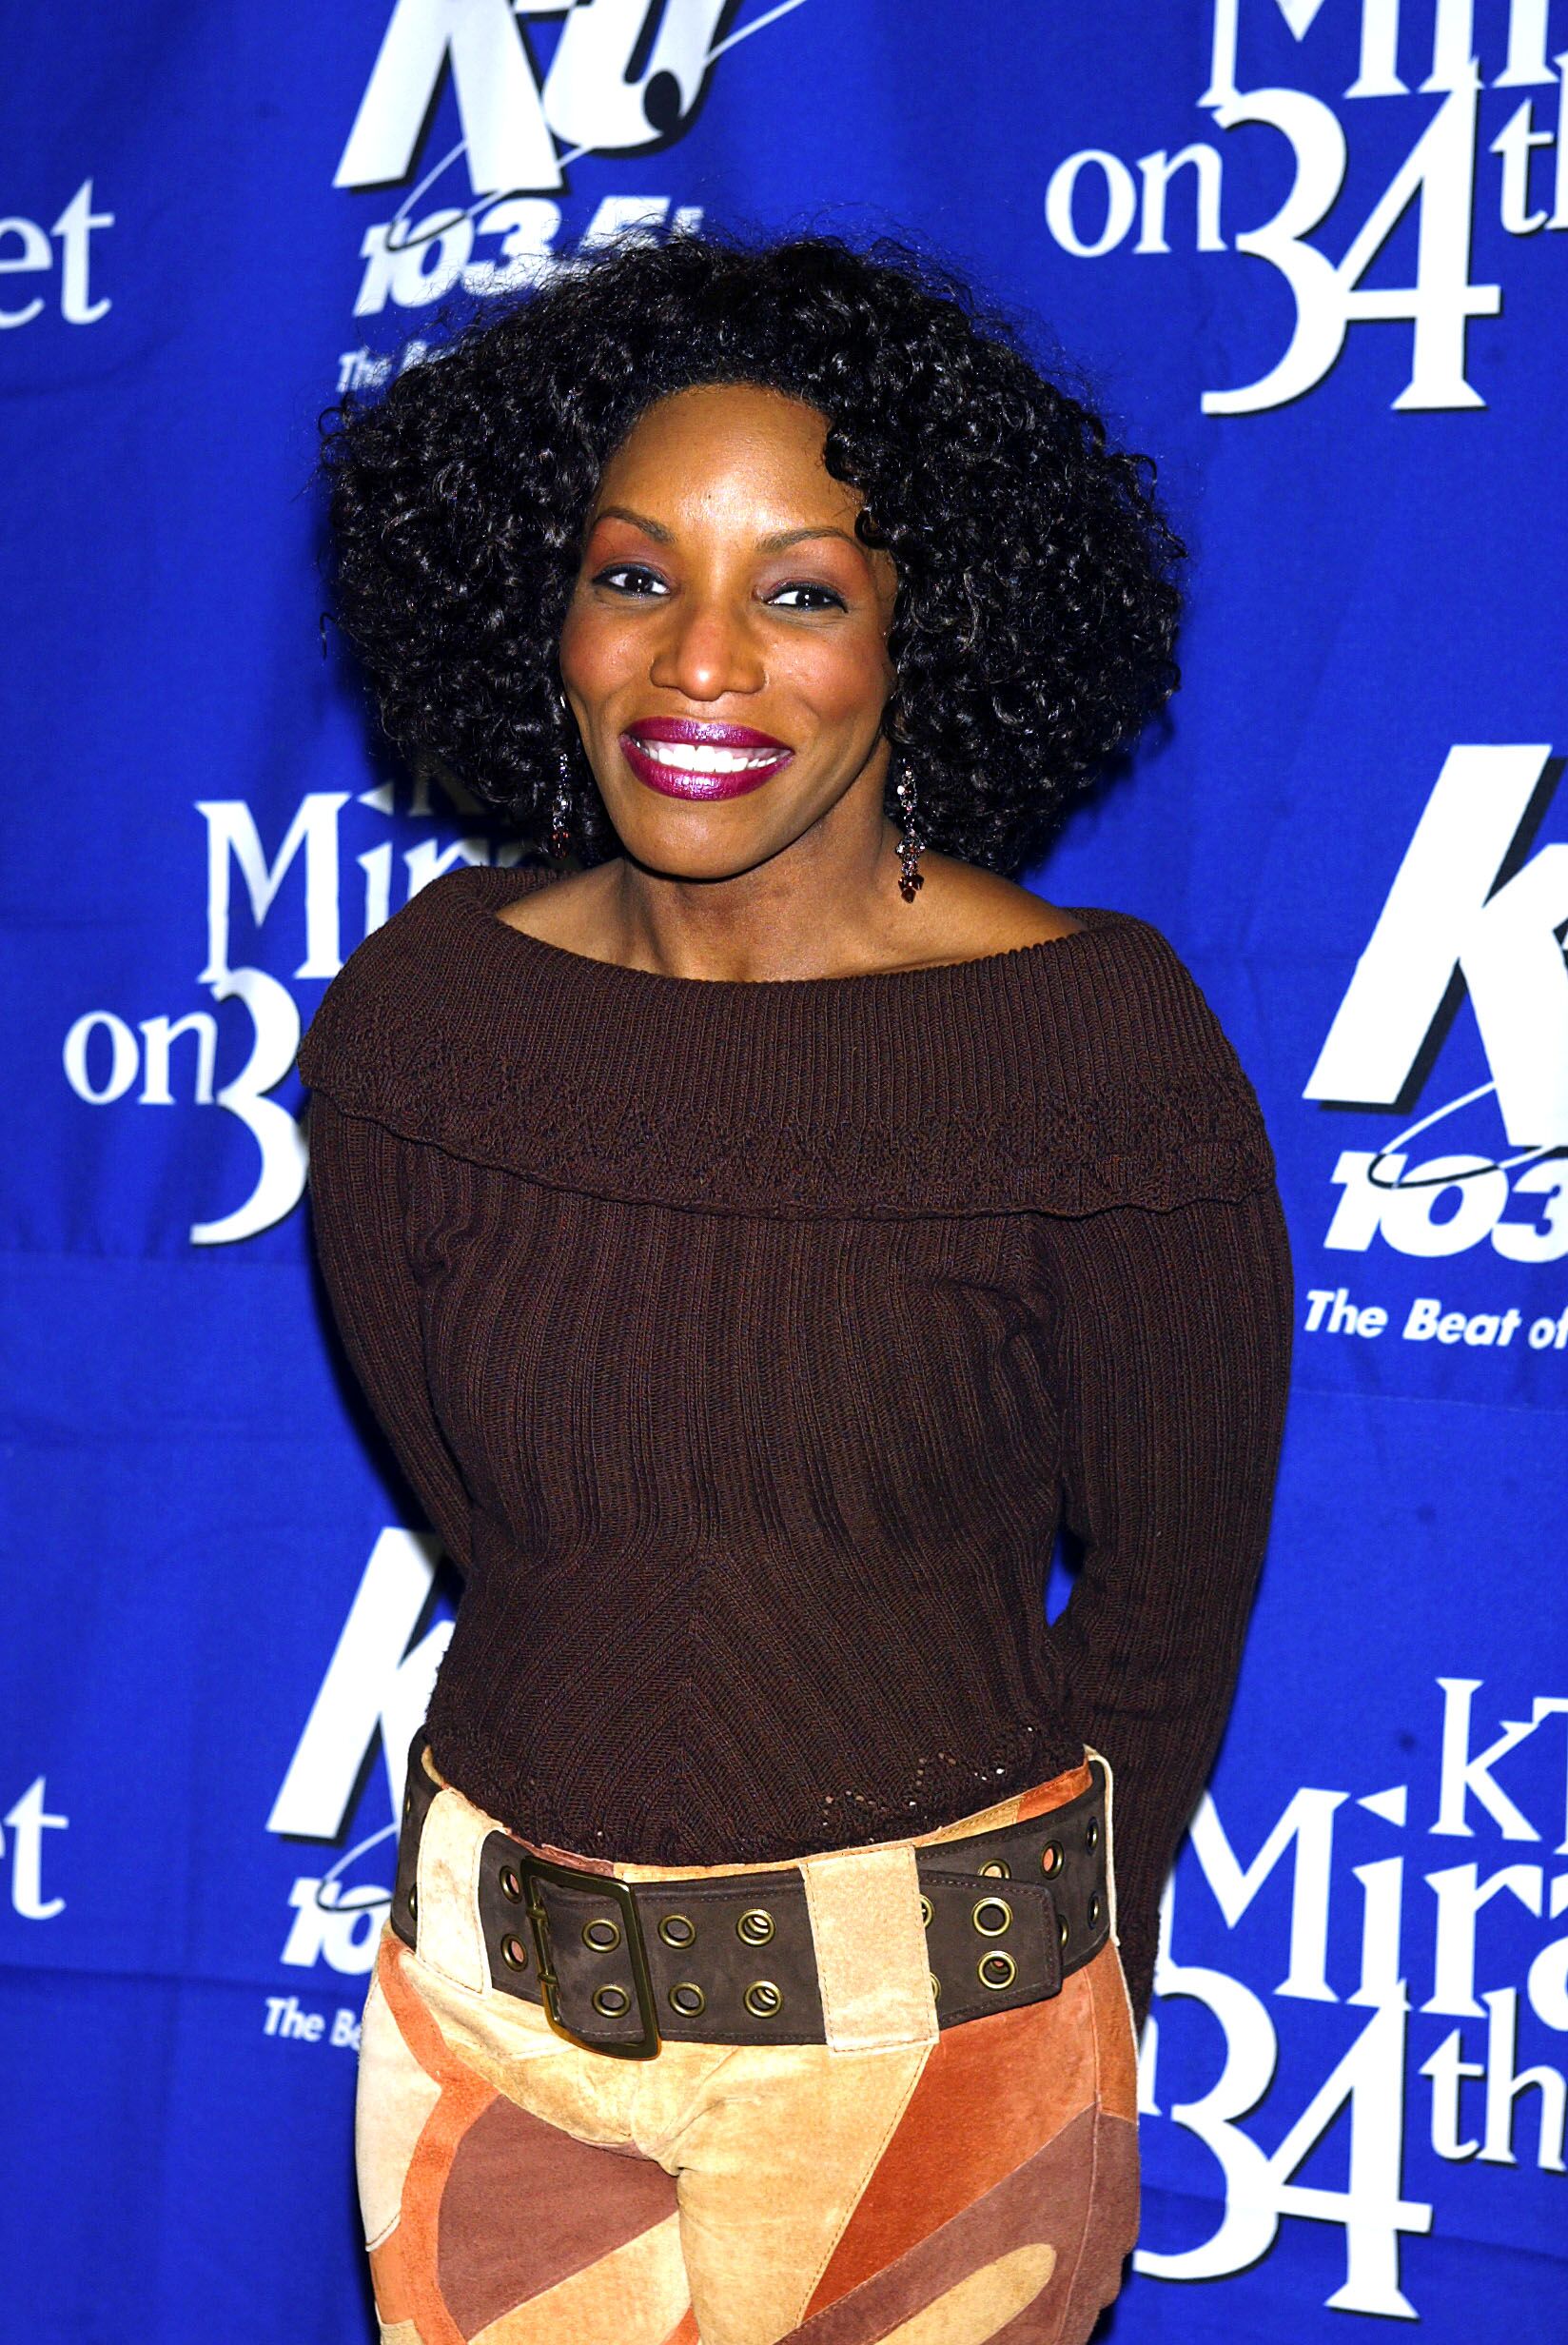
[1079,1742,1145,2075]
[1081,1745,1121,1944]
[801,1842,939,2055]
[402,1938,735,2161]
[880,2243,1058,2341]
[909,1793,1023,1849]
[376,2323,421,2344]
[356,1971,443,2250]
[468,2211,690,2345]
[414,1787,489,1993]
[413,1954,635,2143]
[670,2037,931,2345]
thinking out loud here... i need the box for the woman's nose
[647,593,765,703]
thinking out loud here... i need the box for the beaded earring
[894,759,925,901]
[551,692,574,860]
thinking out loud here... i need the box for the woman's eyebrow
[589,503,672,542]
[756,525,862,553]
[588,507,863,556]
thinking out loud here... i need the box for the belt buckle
[519,1852,662,2060]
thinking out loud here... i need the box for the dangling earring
[894,759,924,901]
[551,691,574,860]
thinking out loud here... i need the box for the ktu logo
[332,0,788,319]
[1305,744,1568,1263]
[337,0,746,200]
[268,1529,452,1976]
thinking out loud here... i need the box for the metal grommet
[1088,1892,1103,1929]
[669,1980,706,2017]
[583,1916,622,1952]
[402,1792,413,1823]
[736,1907,774,1946]
[592,1983,631,2018]
[500,1933,529,1972]
[1041,1842,1063,1879]
[978,1949,1016,1991]
[1085,1817,1100,1852]
[919,1893,933,1927]
[743,1980,782,2018]
[499,1864,522,1903]
[971,1895,1012,1938]
[978,1858,1011,1879]
[930,1972,942,2003]
[1058,1912,1070,1948]
[658,1913,696,1948]
[406,1885,418,1920]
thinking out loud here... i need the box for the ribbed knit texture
[297,863,1293,2028]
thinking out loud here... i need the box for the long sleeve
[1030,1183,1294,2032]
[303,1089,476,1578]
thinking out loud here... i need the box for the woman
[298,231,1293,2345]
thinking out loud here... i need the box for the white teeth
[631,738,785,774]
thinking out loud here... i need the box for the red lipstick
[620,717,794,801]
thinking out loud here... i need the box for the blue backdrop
[3,5,1565,2338]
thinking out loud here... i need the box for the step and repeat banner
[2,5,1564,2339]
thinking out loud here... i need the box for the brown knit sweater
[296,861,1292,2028]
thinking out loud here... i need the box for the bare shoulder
[917,855,1084,959]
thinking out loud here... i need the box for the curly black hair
[317,228,1185,876]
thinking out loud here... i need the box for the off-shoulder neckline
[463,862,1132,999]
[298,862,1275,1220]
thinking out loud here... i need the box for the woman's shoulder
[901,857,1086,964]
[921,857,1252,1088]
[899,858,1222,1065]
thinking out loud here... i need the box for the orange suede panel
[368,2237,418,2334]
[375,1940,498,2344]
[802,1967,1097,2314]
[658,2309,701,2345]
[379,1935,462,2085]
[1084,1943,1138,2123]
[1011,1761,1092,1823]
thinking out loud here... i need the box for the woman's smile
[619,717,795,800]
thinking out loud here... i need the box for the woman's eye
[769,581,847,612]
[589,568,844,610]
[595,564,670,597]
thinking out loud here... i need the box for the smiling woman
[566,387,889,833]
[300,229,1292,2345]
[536,377,943,969]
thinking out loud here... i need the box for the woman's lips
[620,719,794,801]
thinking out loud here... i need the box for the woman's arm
[303,1090,475,1577]
[1031,1182,1294,2032]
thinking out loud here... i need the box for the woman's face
[558,384,899,880]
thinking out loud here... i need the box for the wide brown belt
[390,1736,1112,2059]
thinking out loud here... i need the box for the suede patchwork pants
[355,1753,1141,2345]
